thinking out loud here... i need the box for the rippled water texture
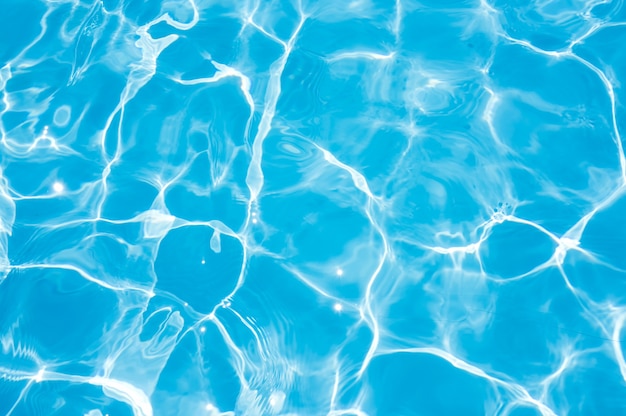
[1,0,626,415]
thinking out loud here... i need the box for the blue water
[1,0,625,415]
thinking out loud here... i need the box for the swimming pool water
[1,0,626,415]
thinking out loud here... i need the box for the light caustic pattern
[0,0,626,415]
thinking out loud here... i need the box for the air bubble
[53,105,71,127]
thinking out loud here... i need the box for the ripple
[2,1,626,414]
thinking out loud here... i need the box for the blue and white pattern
[1,0,626,415]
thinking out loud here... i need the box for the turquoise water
[1,0,626,415]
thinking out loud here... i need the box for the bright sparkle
[52,181,65,193]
